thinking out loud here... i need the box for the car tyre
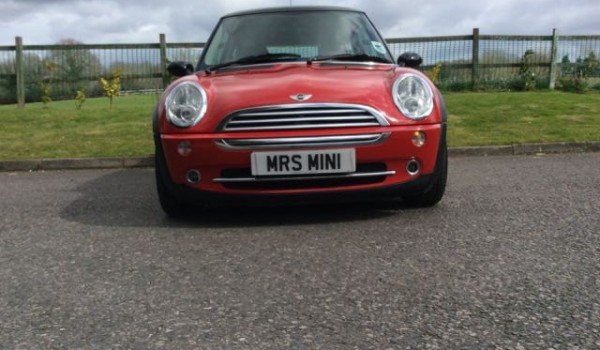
[402,144,447,208]
[155,146,195,218]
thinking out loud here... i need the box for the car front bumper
[158,123,444,199]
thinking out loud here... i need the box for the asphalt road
[1,153,599,349]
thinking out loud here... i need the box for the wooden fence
[1,29,599,107]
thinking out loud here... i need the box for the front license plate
[251,149,356,176]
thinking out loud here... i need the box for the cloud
[0,0,598,45]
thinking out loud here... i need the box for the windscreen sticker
[371,41,387,54]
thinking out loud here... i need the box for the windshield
[200,10,393,69]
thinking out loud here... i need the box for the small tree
[74,88,86,110]
[39,60,57,106]
[518,49,536,91]
[560,55,573,76]
[99,68,121,109]
[39,81,52,106]
[50,39,102,97]
[581,51,599,77]
[425,64,442,85]
[560,51,599,93]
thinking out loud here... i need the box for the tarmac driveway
[1,153,599,349]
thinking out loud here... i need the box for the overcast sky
[1,0,599,45]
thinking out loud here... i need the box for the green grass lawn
[0,95,159,160]
[0,91,599,160]
[446,91,600,146]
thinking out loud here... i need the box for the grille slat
[227,116,376,125]
[236,109,364,117]
[218,103,389,132]
[216,133,389,149]
[222,122,380,131]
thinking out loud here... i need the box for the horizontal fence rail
[1,29,599,107]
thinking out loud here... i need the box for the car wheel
[403,145,447,208]
[155,145,195,218]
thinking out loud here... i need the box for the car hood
[160,63,441,133]
[201,64,405,125]
[204,63,396,104]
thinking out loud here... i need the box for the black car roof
[223,6,364,18]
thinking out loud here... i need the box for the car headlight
[392,74,434,120]
[165,81,207,128]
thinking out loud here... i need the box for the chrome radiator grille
[216,133,389,149]
[217,103,389,132]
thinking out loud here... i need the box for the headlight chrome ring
[165,81,207,128]
[392,74,434,120]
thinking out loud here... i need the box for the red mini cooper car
[154,6,447,217]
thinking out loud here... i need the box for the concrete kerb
[0,156,155,172]
[449,141,600,157]
[1,141,599,172]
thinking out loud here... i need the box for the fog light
[178,141,192,156]
[406,159,420,176]
[411,131,426,147]
[186,169,201,183]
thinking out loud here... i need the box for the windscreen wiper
[206,53,302,73]
[308,53,393,64]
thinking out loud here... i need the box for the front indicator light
[412,131,426,147]
[177,141,192,156]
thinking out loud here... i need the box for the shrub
[39,61,57,106]
[425,64,442,84]
[518,50,536,91]
[39,81,52,106]
[99,68,121,109]
[74,88,86,110]
[558,51,599,93]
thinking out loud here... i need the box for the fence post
[159,33,169,89]
[548,28,559,90]
[472,28,480,91]
[15,36,25,109]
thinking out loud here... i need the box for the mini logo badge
[290,93,312,102]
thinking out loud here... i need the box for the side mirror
[167,61,195,77]
[397,52,423,68]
